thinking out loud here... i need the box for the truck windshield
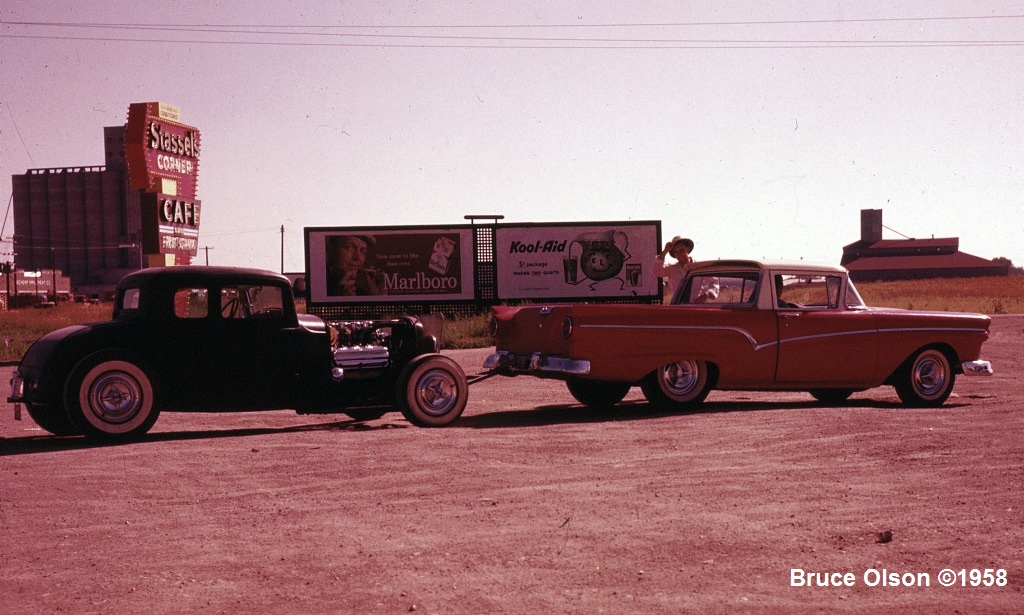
[846,279,867,308]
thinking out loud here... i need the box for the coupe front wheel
[640,360,712,410]
[397,354,468,427]
[25,403,82,437]
[895,348,955,407]
[66,355,160,440]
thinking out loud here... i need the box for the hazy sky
[2,1,1022,273]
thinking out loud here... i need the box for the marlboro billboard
[305,227,475,303]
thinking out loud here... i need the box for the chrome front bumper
[961,360,993,376]
[484,351,591,376]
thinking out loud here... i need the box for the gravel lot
[2,315,1021,613]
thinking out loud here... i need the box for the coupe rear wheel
[397,354,468,427]
[66,354,160,440]
[566,379,631,408]
[895,348,955,407]
[640,360,712,410]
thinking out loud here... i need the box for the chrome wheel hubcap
[415,369,458,416]
[89,372,143,423]
[913,355,947,398]
[662,361,700,396]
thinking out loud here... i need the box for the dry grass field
[857,276,1024,315]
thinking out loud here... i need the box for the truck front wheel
[397,354,468,427]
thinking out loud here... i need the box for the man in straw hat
[654,236,718,302]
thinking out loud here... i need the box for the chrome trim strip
[779,329,877,345]
[779,327,989,346]
[580,324,766,350]
[580,323,989,351]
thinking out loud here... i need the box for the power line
[202,227,280,238]
[4,14,1024,28]
[3,33,1021,49]
[5,23,1024,45]
[2,15,1023,49]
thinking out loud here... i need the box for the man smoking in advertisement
[325,235,388,296]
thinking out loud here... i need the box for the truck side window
[776,275,843,309]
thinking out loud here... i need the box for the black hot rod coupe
[8,267,468,440]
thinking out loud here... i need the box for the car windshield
[846,279,866,308]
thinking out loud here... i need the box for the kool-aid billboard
[496,222,661,300]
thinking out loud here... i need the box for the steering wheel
[221,297,240,318]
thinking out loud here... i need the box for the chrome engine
[330,320,391,372]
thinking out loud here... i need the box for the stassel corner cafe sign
[125,102,202,258]
[140,193,201,258]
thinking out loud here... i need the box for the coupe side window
[221,285,284,319]
[248,286,284,319]
[122,287,141,310]
[174,288,210,319]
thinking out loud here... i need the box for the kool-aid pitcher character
[566,229,630,289]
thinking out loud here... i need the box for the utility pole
[201,246,214,266]
[50,246,57,301]
[280,224,285,274]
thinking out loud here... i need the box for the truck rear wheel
[640,359,712,410]
[397,354,468,427]
[566,379,631,408]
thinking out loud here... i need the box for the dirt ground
[1,316,1021,614]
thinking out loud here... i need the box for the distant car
[485,260,993,409]
[9,266,468,440]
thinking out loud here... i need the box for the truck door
[773,274,877,386]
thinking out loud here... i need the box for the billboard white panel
[306,227,475,303]
[496,222,661,300]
